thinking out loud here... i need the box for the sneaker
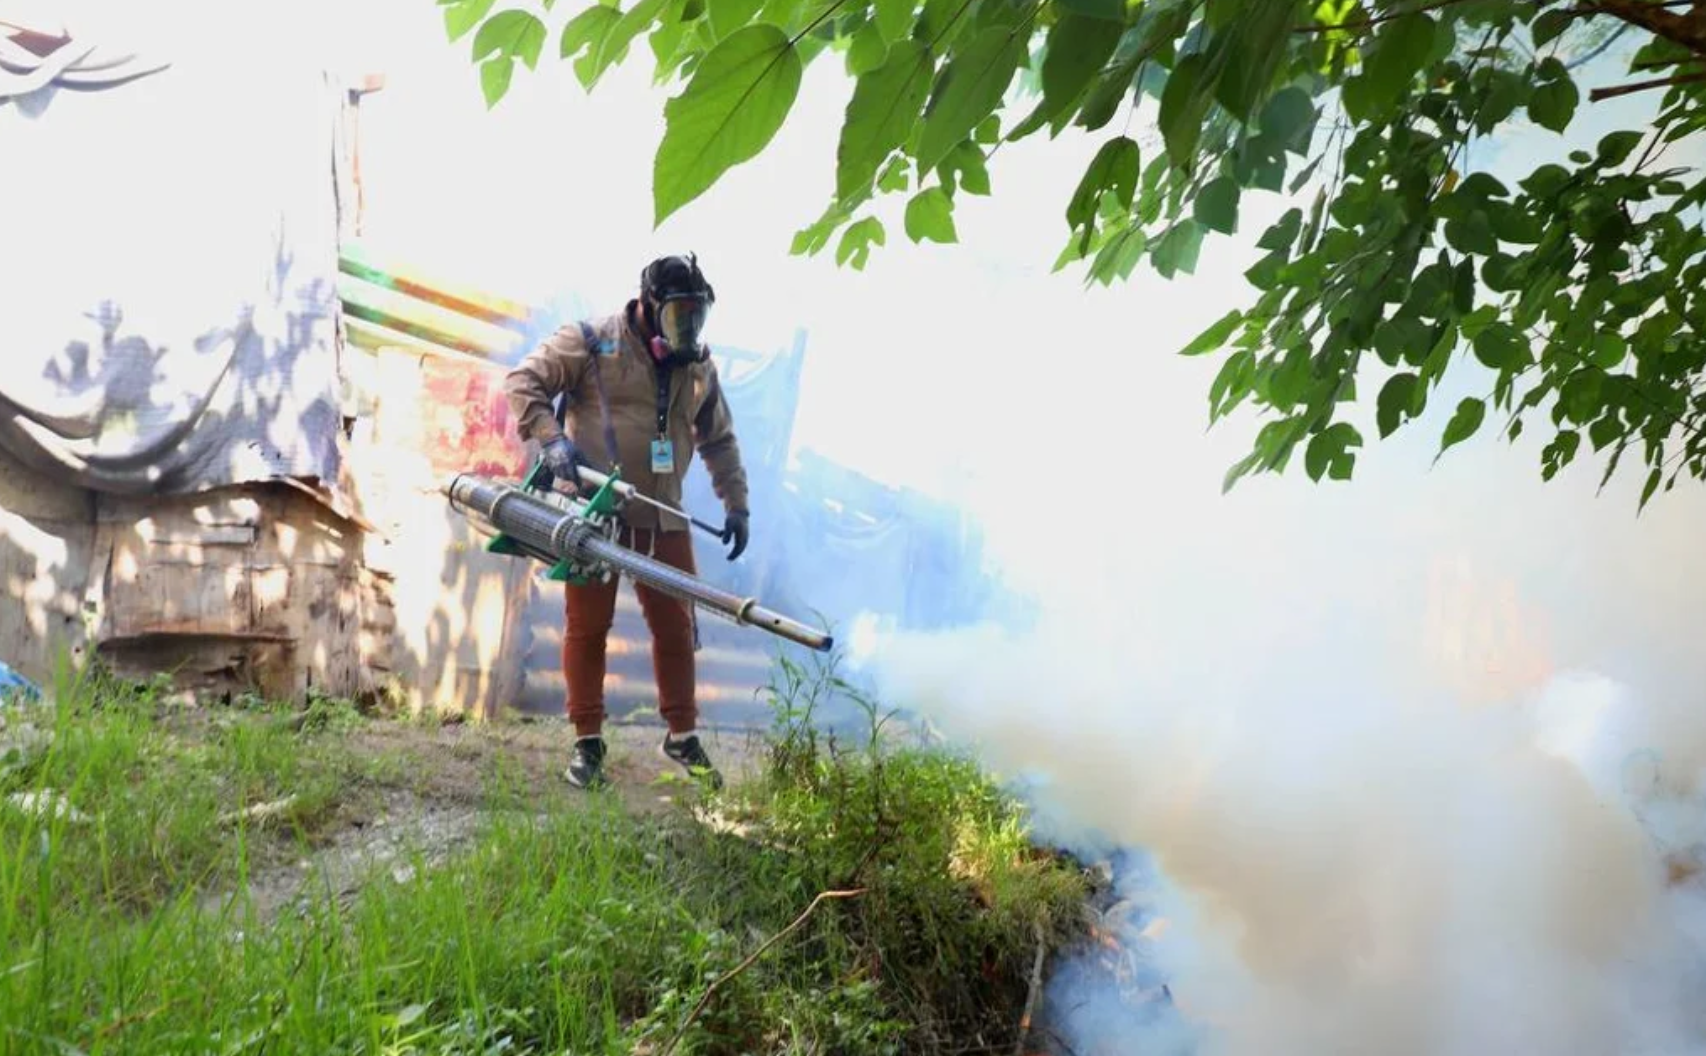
[661,733,724,790]
[564,736,608,789]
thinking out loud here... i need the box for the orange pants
[562,526,697,737]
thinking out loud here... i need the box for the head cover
[640,253,715,364]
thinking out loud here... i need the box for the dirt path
[206,717,769,923]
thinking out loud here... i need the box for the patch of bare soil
[208,717,769,924]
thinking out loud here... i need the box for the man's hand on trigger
[721,509,749,562]
[542,435,590,494]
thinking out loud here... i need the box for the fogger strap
[577,320,623,475]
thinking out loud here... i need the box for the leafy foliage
[443,0,1706,508]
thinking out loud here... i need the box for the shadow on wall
[0,227,378,701]
[0,12,400,701]
[0,450,97,680]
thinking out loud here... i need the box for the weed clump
[0,651,1090,1055]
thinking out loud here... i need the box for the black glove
[541,435,590,493]
[721,509,749,562]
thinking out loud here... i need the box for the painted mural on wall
[417,360,527,480]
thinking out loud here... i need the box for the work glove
[541,435,591,494]
[721,509,749,562]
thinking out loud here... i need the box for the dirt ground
[209,717,770,923]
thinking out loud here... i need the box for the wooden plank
[109,561,253,639]
[96,492,262,526]
[140,525,256,547]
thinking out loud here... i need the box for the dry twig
[1012,921,1049,1056]
[658,888,867,1056]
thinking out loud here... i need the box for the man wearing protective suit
[503,254,749,790]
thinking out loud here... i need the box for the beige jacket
[502,307,749,532]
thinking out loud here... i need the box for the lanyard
[653,361,674,439]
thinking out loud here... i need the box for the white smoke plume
[863,618,1706,1054]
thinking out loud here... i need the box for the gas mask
[640,253,715,367]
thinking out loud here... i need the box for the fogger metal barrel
[446,473,833,653]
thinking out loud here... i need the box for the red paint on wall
[417,360,528,479]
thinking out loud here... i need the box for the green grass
[0,653,1088,1055]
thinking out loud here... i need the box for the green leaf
[1444,210,1498,255]
[1211,0,1297,122]
[874,0,913,43]
[1065,136,1140,252]
[1181,309,1243,356]
[1057,0,1124,23]
[1588,414,1624,452]
[1528,75,1578,133]
[1475,69,1529,132]
[1471,322,1531,370]
[1305,422,1362,482]
[940,141,992,195]
[1439,397,1486,455]
[1256,207,1302,251]
[1559,370,1603,425]
[836,217,887,269]
[1209,349,1256,420]
[654,25,804,225]
[475,10,548,67]
[649,12,699,74]
[1640,466,1661,511]
[1596,129,1644,168]
[1258,87,1316,154]
[917,26,1028,175]
[1152,219,1203,278]
[1087,226,1149,284]
[877,154,911,192]
[481,57,515,107]
[562,4,621,65]
[847,23,889,75]
[581,0,669,87]
[1158,51,1213,167]
[1376,372,1419,438]
[445,0,499,42]
[905,186,958,243]
[708,0,765,40]
[1373,316,1429,367]
[791,200,853,256]
[1354,13,1437,120]
[1542,429,1582,480]
[1193,176,1240,234]
[1590,331,1628,369]
[1040,15,1123,129]
[1531,9,1572,48]
[837,39,934,200]
[915,0,972,51]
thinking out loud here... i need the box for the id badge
[650,437,675,473]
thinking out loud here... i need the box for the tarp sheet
[0,7,344,495]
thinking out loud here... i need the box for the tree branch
[1576,0,1706,59]
[1589,69,1706,100]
